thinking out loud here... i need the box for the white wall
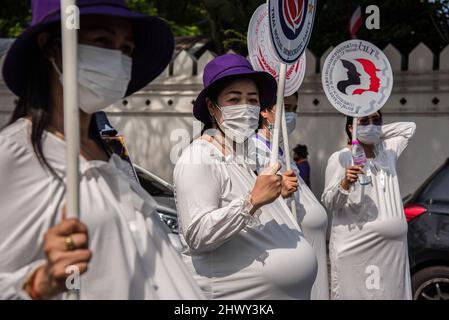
[1,42,448,201]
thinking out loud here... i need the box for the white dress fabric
[0,118,203,300]
[250,133,329,300]
[321,122,416,300]
[173,139,318,300]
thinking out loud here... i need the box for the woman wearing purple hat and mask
[0,0,203,299]
[173,54,317,299]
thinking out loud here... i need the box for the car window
[417,163,449,204]
[136,170,174,198]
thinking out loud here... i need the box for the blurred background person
[293,144,312,189]
[250,93,329,300]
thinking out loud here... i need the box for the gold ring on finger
[64,236,76,251]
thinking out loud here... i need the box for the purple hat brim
[193,69,277,123]
[2,5,174,97]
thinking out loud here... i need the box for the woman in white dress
[0,0,202,300]
[322,111,416,299]
[174,54,318,300]
[250,93,329,300]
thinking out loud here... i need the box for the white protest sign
[248,3,306,97]
[267,0,316,64]
[322,39,393,117]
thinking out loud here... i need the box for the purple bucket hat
[2,0,174,97]
[193,54,277,123]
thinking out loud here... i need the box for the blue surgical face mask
[285,112,297,135]
[266,109,276,135]
[357,125,382,145]
[266,109,297,136]
[266,116,283,147]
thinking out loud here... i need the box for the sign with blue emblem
[268,0,316,64]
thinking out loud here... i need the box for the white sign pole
[269,63,297,218]
[269,62,287,166]
[265,0,316,218]
[61,0,80,300]
[281,101,297,220]
[352,117,358,142]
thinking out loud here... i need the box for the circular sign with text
[322,39,393,117]
[267,0,316,64]
[248,4,306,96]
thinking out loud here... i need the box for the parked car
[404,158,449,300]
[133,164,184,252]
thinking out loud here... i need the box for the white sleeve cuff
[241,192,262,229]
[14,259,47,300]
[337,183,351,195]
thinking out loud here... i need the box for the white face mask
[357,125,382,144]
[50,44,132,114]
[285,111,297,135]
[214,103,260,143]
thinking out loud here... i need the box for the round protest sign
[248,4,306,97]
[322,39,393,117]
[267,0,316,64]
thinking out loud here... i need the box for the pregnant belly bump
[261,240,318,296]
[368,217,408,240]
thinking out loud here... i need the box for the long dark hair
[200,77,234,135]
[5,25,100,178]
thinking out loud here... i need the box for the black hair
[293,144,308,161]
[201,74,267,135]
[5,24,101,178]
[257,92,298,129]
[199,78,232,135]
[258,105,274,129]
[345,110,383,144]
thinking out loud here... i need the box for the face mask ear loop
[213,101,223,114]
[265,108,275,131]
[49,57,62,77]
[212,101,226,137]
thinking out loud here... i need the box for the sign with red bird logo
[321,39,393,117]
[268,0,316,64]
[248,3,306,96]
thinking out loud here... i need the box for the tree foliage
[1,0,447,56]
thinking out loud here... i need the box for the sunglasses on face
[358,116,383,126]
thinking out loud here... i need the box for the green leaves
[0,0,31,37]
[0,0,447,56]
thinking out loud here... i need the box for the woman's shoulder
[0,119,33,162]
[176,139,222,167]
[327,147,352,166]
[1,118,31,144]
[0,118,64,177]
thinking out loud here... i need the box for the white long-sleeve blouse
[0,118,203,300]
